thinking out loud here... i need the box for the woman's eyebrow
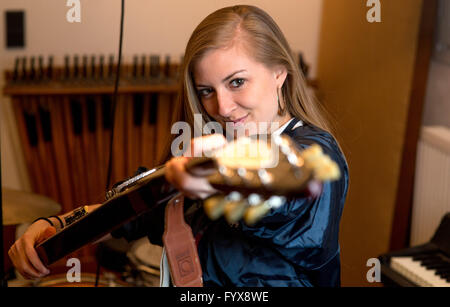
[195,83,210,88]
[221,69,246,82]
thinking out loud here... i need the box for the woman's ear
[273,65,288,88]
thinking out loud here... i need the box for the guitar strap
[162,193,203,287]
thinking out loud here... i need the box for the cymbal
[2,188,61,226]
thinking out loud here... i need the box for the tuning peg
[204,194,227,220]
[244,195,285,226]
[247,193,263,205]
[301,144,340,181]
[217,165,242,187]
[243,193,266,225]
[256,169,268,184]
[244,202,270,226]
[267,195,286,209]
[273,135,305,168]
[286,152,304,168]
[224,200,247,224]
[223,192,246,224]
[237,167,258,186]
[311,155,340,181]
[273,134,295,153]
[300,144,328,171]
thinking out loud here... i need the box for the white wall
[0,0,323,72]
[0,0,323,190]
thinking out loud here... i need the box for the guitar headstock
[189,134,340,225]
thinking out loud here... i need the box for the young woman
[9,5,348,286]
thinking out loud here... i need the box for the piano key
[412,254,441,261]
[421,258,444,265]
[390,256,450,287]
[436,269,450,282]
[422,262,450,271]
[426,263,450,270]
[436,268,450,273]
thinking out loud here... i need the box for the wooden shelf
[3,81,179,96]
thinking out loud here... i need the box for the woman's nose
[216,90,236,117]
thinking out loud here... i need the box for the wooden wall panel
[316,0,428,286]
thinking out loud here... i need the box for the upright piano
[380,213,450,287]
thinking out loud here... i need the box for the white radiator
[410,125,450,246]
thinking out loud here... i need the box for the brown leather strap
[162,194,203,287]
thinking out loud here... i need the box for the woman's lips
[227,114,249,127]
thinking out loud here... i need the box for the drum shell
[34,273,129,287]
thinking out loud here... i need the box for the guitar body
[36,166,175,266]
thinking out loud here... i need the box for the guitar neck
[36,166,176,265]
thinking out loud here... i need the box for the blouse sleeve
[239,125,349,270]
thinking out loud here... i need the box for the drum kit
[125,237,162,287]
[2,188,162,287]
[2,188,61,226]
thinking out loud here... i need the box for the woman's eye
[230,78,245,88]
[197,88,213,97]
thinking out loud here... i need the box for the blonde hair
[179,5,332,133]
[161,5,336,163]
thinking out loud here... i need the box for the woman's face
[193,41,290,136]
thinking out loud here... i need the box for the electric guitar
[36,134,340,266]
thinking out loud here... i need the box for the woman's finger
[16,242,43,278]
[23,236,50,275]
[165,156,216,199]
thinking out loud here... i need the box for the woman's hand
[8,220,56,279]
[8,204,103,279]
[165,134,226,200]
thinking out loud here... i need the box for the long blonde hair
[161,5,335,163]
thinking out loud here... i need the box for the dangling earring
[277,88,286,116]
